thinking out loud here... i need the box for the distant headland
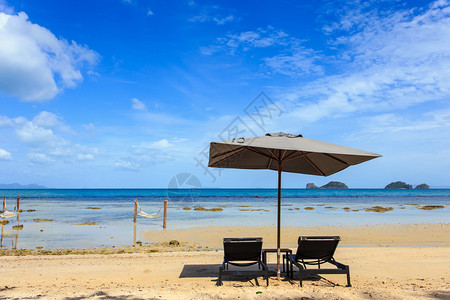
[0,183,46,189]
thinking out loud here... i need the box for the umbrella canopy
[208,132,381,279]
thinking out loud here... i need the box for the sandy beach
[0,223,449,299]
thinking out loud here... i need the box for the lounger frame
[218,237,269,286]
[286,236,351,287]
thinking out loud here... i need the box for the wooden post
[2,197,5,212]
[134,199,137,223]
[133,222,137,245]
[163,199,168,229]
[16,196,20,225]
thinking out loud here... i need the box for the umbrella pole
[277,161,282,280]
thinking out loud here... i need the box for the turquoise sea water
[0,188,449,250]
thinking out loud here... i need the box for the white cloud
[131,98,147,111]
[0,11,99,101]
[16,121,55,147]
[147,9,154,16]
[114,159,140,171]
[275,0,450,123]
[0,112,98,164]
[361,109,450,134]
[188,7,236,25]
[216,27,291,55]
[0,148,12,160]
[264,47,324,76]
[151,139,171,148]
[190,14,234,25]
[32,111,72,132]
[0,115,13,127]
[201,26,323,77]
[28,152,54,164]
[114,139,174,171]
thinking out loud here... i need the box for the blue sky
[0,0,449,188]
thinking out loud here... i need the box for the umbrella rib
[280,150,288,160]
[267,158,273,169]
[248,147,278,160]
[324,153,350,166]
[282,151,305,162]
[210,145,243,159]
[209,147,246,166]
[266,148,279,160]
[304,155,326,176]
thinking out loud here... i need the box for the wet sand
[141,223,450,248]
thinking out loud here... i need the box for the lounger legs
[346,267,351,287]
[218,260,269,286]
[217,266,223,286]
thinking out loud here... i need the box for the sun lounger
[218,237,269,286]
[286,236,351,287]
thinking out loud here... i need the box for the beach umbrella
[208,132,381,280]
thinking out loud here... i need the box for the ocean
[0,188,449,250]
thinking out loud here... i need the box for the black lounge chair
[218,237,269,286]
[286,236,351,287]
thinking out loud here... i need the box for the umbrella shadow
[179,264,268,286]
[179,264,220,278]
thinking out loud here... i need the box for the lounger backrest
[223,237,263,261]
[294,236,340,262]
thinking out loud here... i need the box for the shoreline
[1,223,448,255]
[141,223,450,248]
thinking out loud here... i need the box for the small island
[385,181,413,189]
[306,181,348,189]
[306,183,319,189]
[415,183,429,189]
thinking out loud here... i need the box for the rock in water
[306,183,319,189]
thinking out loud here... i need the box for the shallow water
[0,189,449,250]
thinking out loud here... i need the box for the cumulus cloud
[0,11,99,101]
[147,9,154,16]
[131,98,147,111]
[151,139,171,148]
[0,148,12,160]
[0,111,98,164]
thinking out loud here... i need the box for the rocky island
[385,181,413,189]
[306,181,348,189]
[415,183,430,189]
